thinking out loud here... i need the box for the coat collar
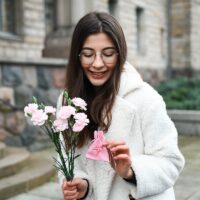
[118,62,143,98]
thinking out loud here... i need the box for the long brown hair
[65,12,127,147]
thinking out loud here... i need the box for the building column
[71,0,86,25]
[56,0,71,28]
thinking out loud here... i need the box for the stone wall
[171,0,200,75]
[90,0,168,83]
[119,0,167,83]
[44,0,168,84]
[96,0,200,79]
[0,59,66,151]
[191,0,200,71]
[171,0,191,71]
[0,0,68,150]
[168,110,200,136]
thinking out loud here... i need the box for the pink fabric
[86,131,110,162]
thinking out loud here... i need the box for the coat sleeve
[130,96,185,199]
[56,92,93,199]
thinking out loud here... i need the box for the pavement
[7,135,200,200]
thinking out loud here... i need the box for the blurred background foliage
[156,76,200,110]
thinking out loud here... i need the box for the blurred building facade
[0,0,200,149]
[0,0,67,149]
[43,0,200,82]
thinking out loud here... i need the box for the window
[44,0,56,34]
[109,0,118,17]
[136,7,145,54]
[0,0,16,34]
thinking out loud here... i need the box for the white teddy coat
[57,62,185,200]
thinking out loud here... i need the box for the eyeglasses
[79,48,118,65]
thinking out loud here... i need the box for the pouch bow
[86,130,110,162]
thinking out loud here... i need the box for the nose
[92,53,104,68]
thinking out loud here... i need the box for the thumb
[62,179,67,189]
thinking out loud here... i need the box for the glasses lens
[79,49,118,64]
[79,49,95,65]
[102,49,118,64]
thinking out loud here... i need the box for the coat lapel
[106,96,136,141]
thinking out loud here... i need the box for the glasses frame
[78,49,119,65]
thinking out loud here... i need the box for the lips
[89,71,107,79]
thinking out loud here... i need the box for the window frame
[136,6,146,55]
[108,0,118,17]
[44,0,57,35]
[0,0,23,41]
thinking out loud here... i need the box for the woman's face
[79,33,118,87]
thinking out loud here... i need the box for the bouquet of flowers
[24,91,89,181]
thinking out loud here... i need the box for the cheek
[82,67,92,81]
[108,64,116,74]
[104,66,115,81]
[81,65,89,74]
[81,63,89,70]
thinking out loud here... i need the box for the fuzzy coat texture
[57,62,185,200]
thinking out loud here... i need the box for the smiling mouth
[89,71,107,78]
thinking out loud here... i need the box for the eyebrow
[81,47,116,51]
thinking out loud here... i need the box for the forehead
[82,33,115,50]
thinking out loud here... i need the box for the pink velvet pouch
[86,130,110,162]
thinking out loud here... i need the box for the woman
[57,12,185,200]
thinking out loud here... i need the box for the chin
[89,78,107,87]
[90,81,106,87]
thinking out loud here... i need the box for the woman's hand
[62,178,88,200]
[104,140,133,179]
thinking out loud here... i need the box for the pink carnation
[53,119,68,132]
[24,103,38,117]
[72,123,85,132]
[31,109,48,126]
[72,97,87,110]
[57,106,76,120]
[45,106,56,115]
[72,113,89,132]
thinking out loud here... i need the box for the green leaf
[32,96,37,104]
[64,91,69,99]
[74,154,81,159]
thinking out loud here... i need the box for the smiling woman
[57,12,185,200]
[79,33,118,86]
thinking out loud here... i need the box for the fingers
[110,144,129,154]
[104,140,131,165]
[107,148,116,169]
[104,140,130,155]
[62,180,79,200]
[63,190,79,200]
[62,180,76,190]
[104,140,132,178]
[104,140,126,148]
[62,179,83,189]
[113,154,130,160]
[62,178,89,200]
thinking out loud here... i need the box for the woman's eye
[104,53,113,57]
[81,50,94,57]
[102,49,115,57]
[103,51,115,57]
[82,53,94,57]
